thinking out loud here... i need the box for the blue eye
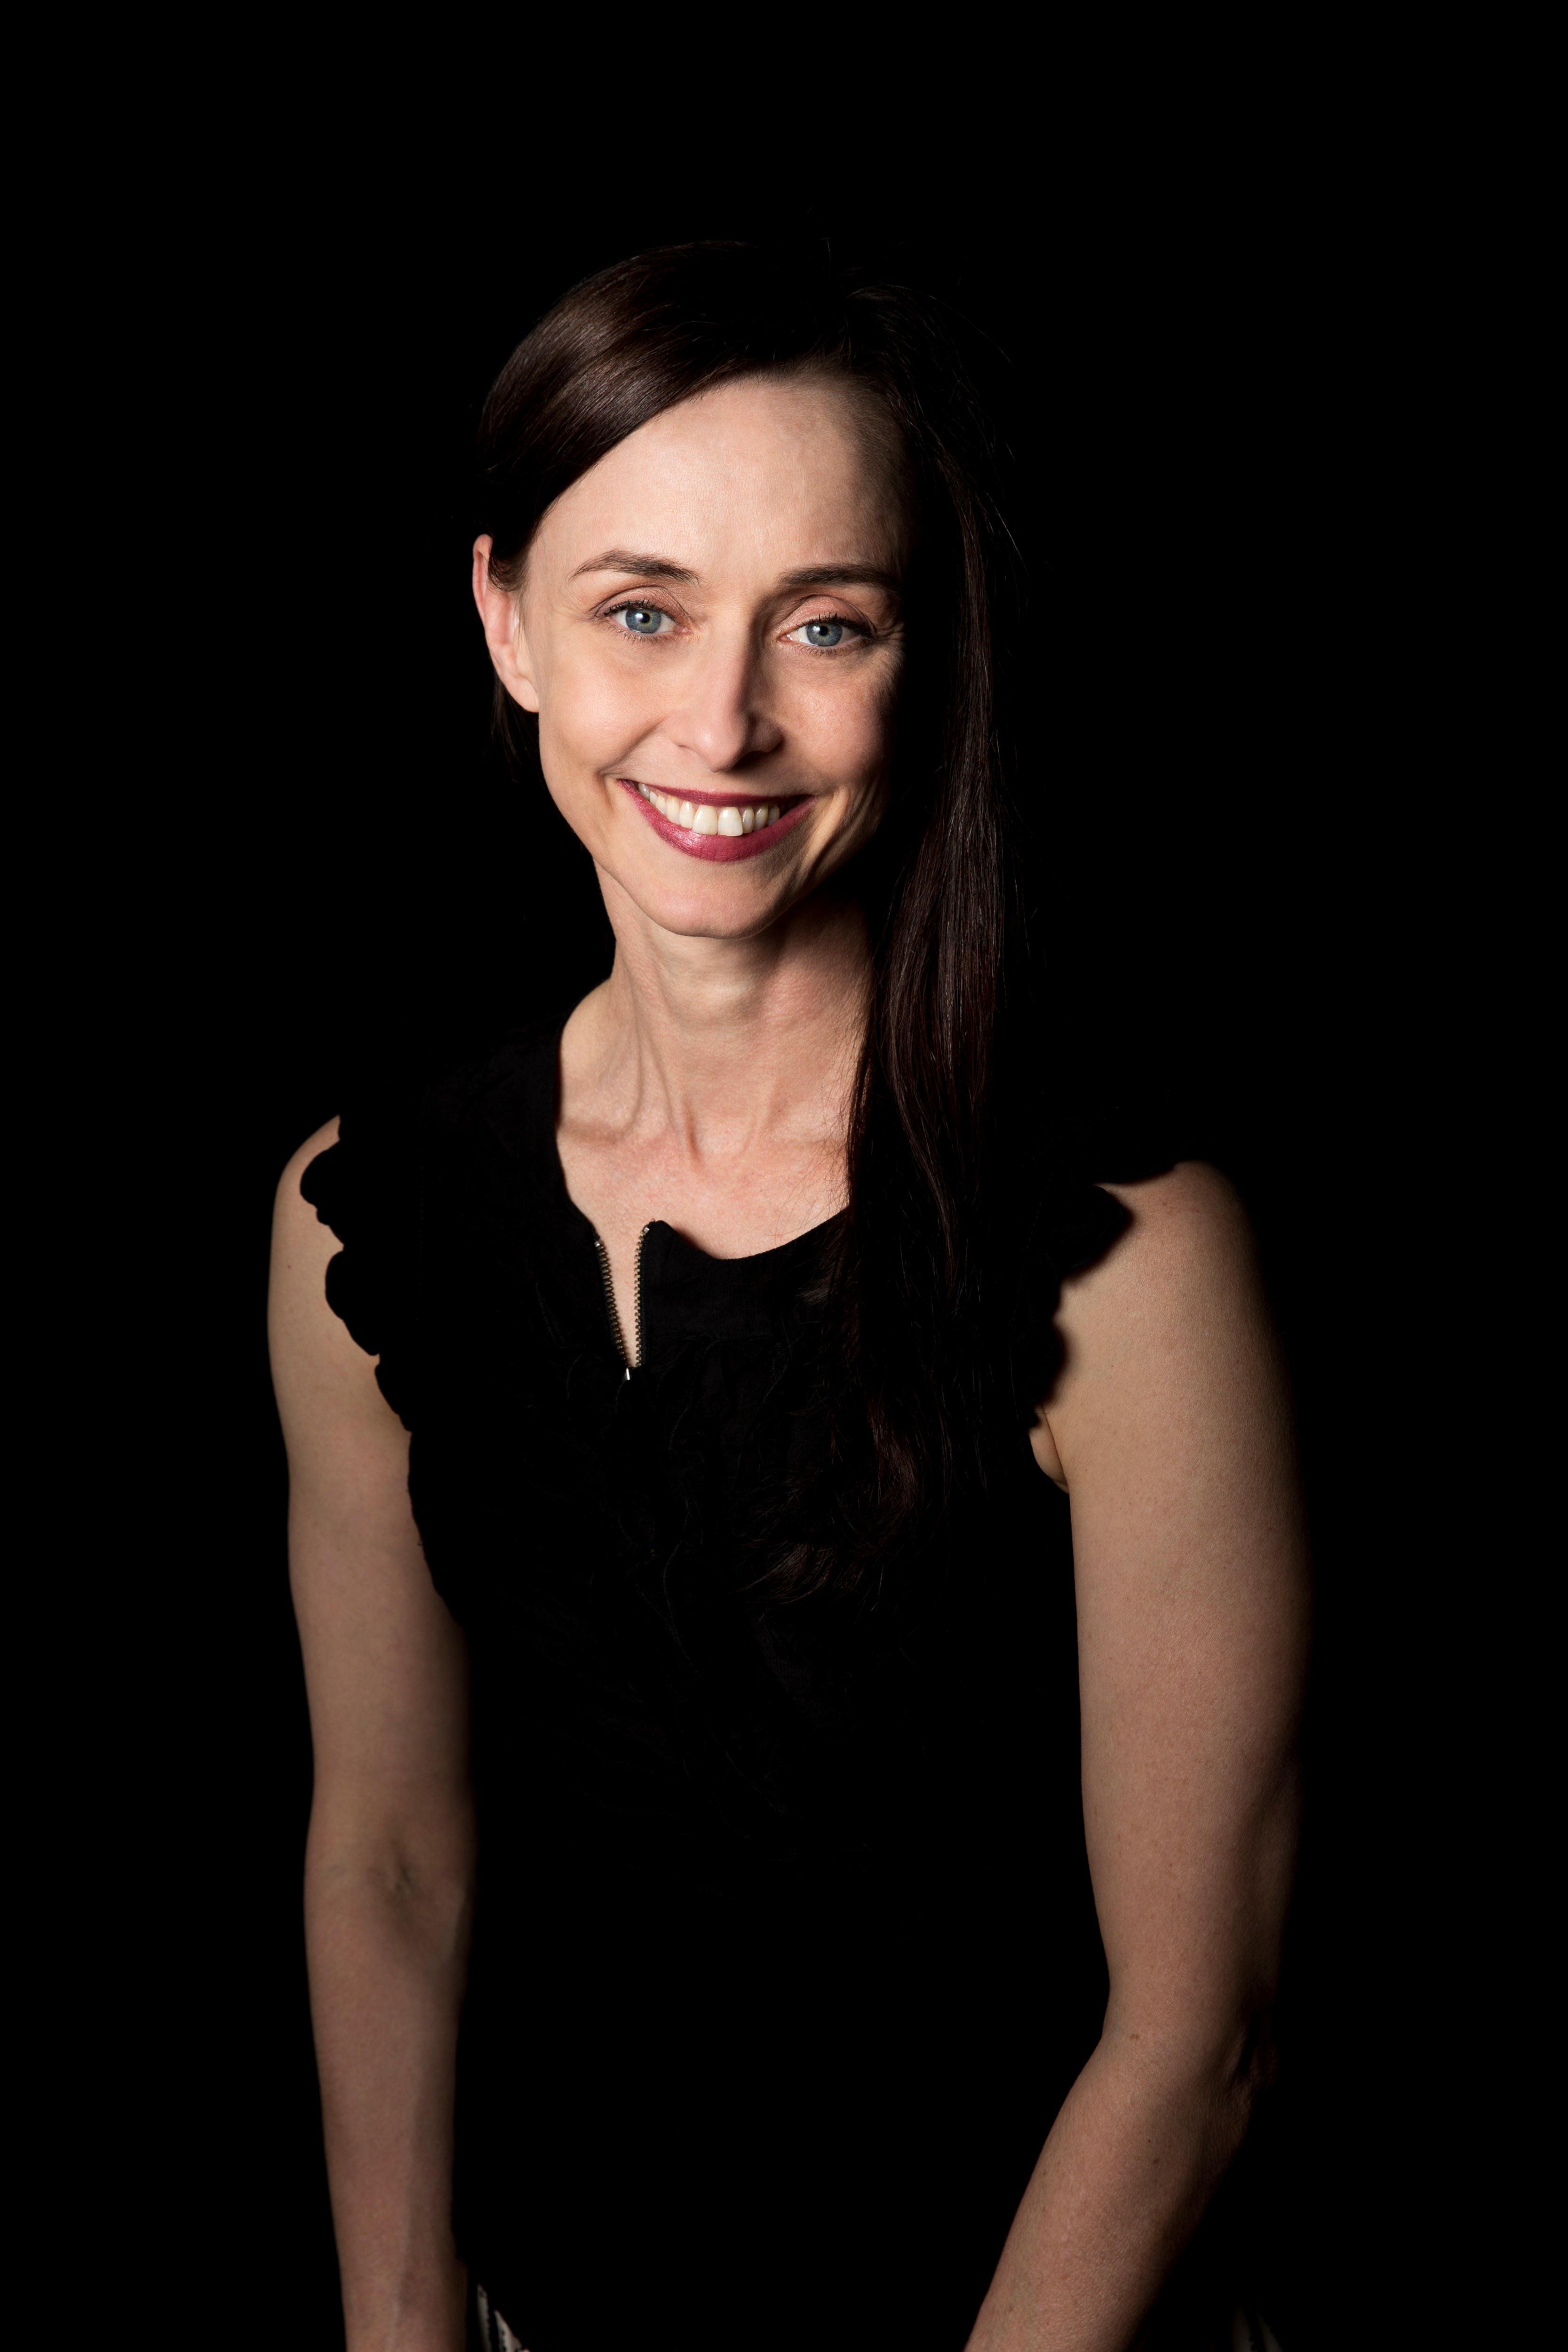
[616,604,668,635]
[787,615,861,649]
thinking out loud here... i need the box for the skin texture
[272,373,1310,2351]
[979,1166,1308,2349]
[272,1134,473,2352]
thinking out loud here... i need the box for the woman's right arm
[270,1124,476,2352]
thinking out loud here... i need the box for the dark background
[64,168,1527,2348]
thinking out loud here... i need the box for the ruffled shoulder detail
[299,1086,430,1428]
[1002,1090,1185,1423]
[297,1018,572,1431]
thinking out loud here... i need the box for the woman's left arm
[968,1163,1311,2352]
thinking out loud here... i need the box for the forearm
[965,2034,1252,2352]
[305,1841,474,2352]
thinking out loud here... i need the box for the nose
[662,631,784,773]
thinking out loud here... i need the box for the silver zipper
[592,1224,652,1378]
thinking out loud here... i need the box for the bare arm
[969,1163,1309,2351]
[270,1124,476,2352]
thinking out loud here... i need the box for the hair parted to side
[478,242,1020,1603]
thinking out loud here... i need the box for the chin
[631,874,794,941]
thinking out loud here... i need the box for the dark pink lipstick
[616,777,813,864]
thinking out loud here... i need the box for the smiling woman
[479,373,908,913]
[269,245,1306,2352]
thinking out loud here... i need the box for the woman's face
[475,373,908,941]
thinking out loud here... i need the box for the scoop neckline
[545,1025,846,1272]
[565,1201,846,1272]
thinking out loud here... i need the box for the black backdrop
[67,183,1519,2349]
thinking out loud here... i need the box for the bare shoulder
[1030,1161,1282,1486]
[269,1118,345,1362]
[268,1118,405,1478]
[275,1116,342,1225]
[270,1121,469,1811]
[1078,1159,1260,1322]
[1044,1161,1309,2078]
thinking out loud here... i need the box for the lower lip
[617,778,813,863]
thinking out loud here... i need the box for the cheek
[794,669,899,788]
[537,640,663,781]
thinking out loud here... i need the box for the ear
[472,535,540,713]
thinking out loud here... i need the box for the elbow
[304,1806,477,1955]
[1207,2003,1276,2159]
[1105,1991,1279,2165]
[304,1849,477,1983]
[1194,1997,1281,2178]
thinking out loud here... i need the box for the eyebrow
[571,550,901,595]
[572,551,699,583]
[779,562,902,595]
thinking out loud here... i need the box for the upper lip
[617,779,805,807]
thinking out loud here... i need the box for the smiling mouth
[631,782,796,835]
[616,777,812,863]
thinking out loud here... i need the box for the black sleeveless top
[302,1023,1158,2352]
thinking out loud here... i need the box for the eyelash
[599,596,871,650]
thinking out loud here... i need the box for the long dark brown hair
[478,243,1020,1602]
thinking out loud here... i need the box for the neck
[566,868,871,1160]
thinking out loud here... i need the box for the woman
[270,244,1308,2352]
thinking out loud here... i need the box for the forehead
[535,374,906,577]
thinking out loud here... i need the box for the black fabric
[301,1024,1167,2352]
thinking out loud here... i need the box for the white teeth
[635,787,789,835]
